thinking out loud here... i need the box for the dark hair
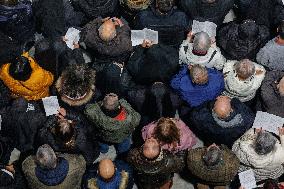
[202,146,222,167]
[9,56,32,81]
[278,20,284,39]
[154,117,180,145]
[54,119,75,145]
[239,19,259,39]
[0,0,18,6]
[142,83,175,120]
[263,179,280,189]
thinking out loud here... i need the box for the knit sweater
[232,128,284,182]
[179,40,226,70]
[223,60,266,102]
[260,71,284,118]
[170,65,224,107]
[256,38,284,71]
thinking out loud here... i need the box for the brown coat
[187,145,240,186]
[22,153,86,189]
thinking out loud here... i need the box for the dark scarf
[35,157,69,186]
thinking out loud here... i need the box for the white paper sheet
[192,20,217,38]
[131,28,159,46]
[239,169,257,189]
[144,28,158,45]
[64,27,81,50]
[252,111,284,135]
[42,96,60,116]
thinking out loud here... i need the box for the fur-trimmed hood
[87,170,129,189]
[85,99,141,143]
[56,76,95,107]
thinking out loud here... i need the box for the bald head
[213,96,232,119]
[278,77,284,96]
[98,159,115,180]
[143,138,161,160]
[98,19,117,42]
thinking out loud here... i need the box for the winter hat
[239,20,259,39]
[120,0,152,10]
[102,93,119,111]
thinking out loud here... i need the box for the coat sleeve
[256,45,270,69]
[170,66,188,91]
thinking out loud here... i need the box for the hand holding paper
[64,27,81,50]
[42,96,60,116]
[238,169,257,189]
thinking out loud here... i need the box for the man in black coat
[0,98,46,152]
[188,95,255,148]
[260,71,284,118]
[126,41,179,85]
[81,16,133,64]
[127,138,184,189]
[217,19,270,61]
[0,0,34,44]
[36,115,100,165]
[180,0,234,26]
[134,0,190,47]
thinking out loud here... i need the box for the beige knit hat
[120,0,152,10]
[102,93,119,110]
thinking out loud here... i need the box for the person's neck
[275,37,284,45]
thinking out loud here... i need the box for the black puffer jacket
[126,45,179,85]
[234,0,283,28]
[134,6,190,47]
[0,1,34,43]
[217,21,270,61]
[0,98,46,152]
[188,98,255,148]
[36,116,100,164]
[0,31,22,66]
[180,0,234,26]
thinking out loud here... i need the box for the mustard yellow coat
[0,52,54,101]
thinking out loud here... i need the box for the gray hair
[193,32,211,54]
[35,144,57,169]
[189,64,208,85]
[254,132,276,155]
[98,24,117,42]
[203,146,222,167]
[234,59,256,80]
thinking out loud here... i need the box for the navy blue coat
[188,98,255,148]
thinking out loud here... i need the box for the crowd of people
[1,0,284,188]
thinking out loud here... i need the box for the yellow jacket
[0,52,54,101]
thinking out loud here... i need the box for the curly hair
[153,117,180,145]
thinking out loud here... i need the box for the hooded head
[56,64,96,106]
[9,54,32,82]
[156,0,174,13]
[238,19,259,40]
